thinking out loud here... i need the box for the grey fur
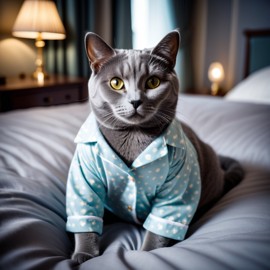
[71,30,244,263]
[86,31,179,165]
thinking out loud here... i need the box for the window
[131,0,174,49]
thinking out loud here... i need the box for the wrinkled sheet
[0,95,270,270]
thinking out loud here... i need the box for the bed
[1,32,270,269]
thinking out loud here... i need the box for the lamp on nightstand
[12,0,66,82]
[208,62,225,95]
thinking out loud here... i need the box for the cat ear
[151,30,180,68]
[85,32,115,73]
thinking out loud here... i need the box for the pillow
[225,66,270,104]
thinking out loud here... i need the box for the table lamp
[208,62,225,95]
[12,0,66,81]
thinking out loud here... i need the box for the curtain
[170,0,195,92]
[45,0,132,78]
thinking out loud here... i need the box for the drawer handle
[43,96,51,104]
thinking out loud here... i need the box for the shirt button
[127,205,133,211]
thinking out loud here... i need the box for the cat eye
[110,77,124,91]
[146,76,160,89]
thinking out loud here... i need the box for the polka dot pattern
[66,113,201,240]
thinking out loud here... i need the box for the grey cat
[66,30,244,264]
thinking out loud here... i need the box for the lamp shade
[12,0,66,40]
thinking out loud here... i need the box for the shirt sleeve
[66,143,105,234]
[143,142,201,240]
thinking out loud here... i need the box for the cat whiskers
[101,106,137,128]
[151,109,175,125]
[101,111,122,129]
[114,106,135,119]
[138,106,173,129]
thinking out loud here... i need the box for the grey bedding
[0,95,269,270]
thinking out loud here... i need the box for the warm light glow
[208,62,225,95]
[208,62,225,83]
[12,0,66,40]
[37,72,44,85]
[211,67,222,80]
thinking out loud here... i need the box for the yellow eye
[146,76,160,89]
[110,77,124,90]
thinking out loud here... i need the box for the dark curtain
[45,0,132,78]
[170,0,195,92]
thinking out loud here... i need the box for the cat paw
[72,252,95,264]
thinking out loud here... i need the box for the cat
[66,30,244,264]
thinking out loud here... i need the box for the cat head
[85,30,180,132]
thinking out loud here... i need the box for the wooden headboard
[243,29,270,78]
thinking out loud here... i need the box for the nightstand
[0,75,88,112]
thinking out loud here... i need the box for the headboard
[243,29,270,78]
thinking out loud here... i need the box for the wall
[234,0,270,85]
[204,0,232,91]
[192,0,270,93]
[0,0,36,77]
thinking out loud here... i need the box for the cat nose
[130,100,142,109]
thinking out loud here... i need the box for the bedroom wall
[0,0,36,77]
[204,0,233,91]
[193,0,270,93]
[233,0,270,86]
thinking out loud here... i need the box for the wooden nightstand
[0,75,88,112]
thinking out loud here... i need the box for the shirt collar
[74,113,103,144]
[75,113,184,149]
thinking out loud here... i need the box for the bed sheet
[0,95,270,270]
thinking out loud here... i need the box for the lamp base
[32,34,49,83]
[211,82,219,96]
[32,70,49,80]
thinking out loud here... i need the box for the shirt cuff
[66,216,103,235]
[143,213,188,241]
